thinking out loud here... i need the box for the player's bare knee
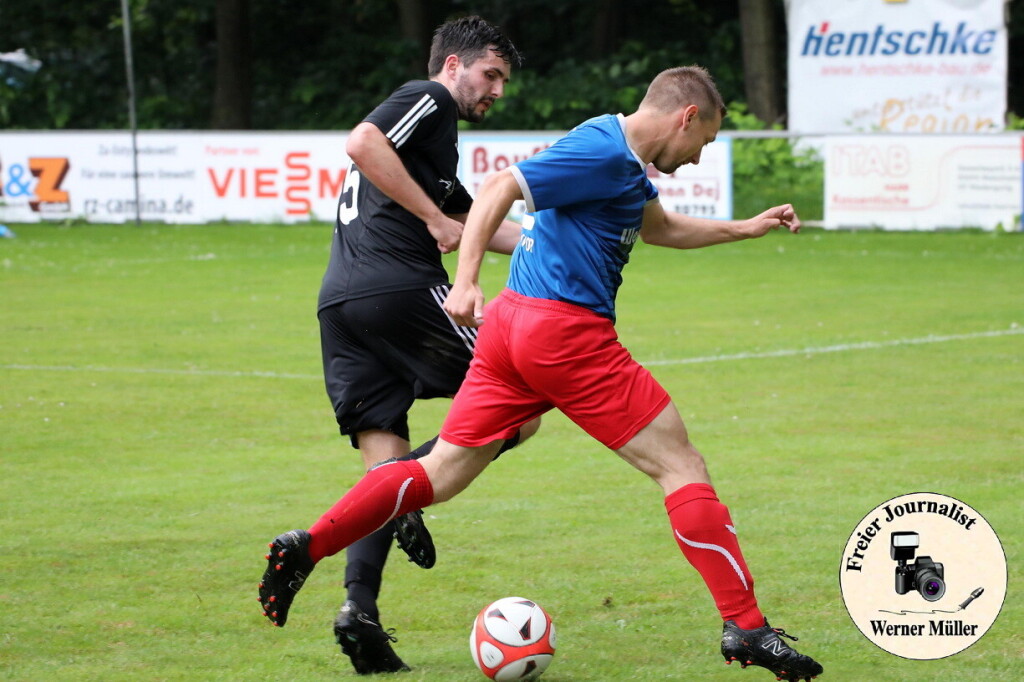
[421,440,500,503]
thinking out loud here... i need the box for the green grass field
[1,223,1021,680]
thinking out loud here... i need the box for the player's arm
[346,122,463,253]
[444,169,524,327]
[446,212,521,256]
[640,200,800,250]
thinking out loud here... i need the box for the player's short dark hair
[427,15,523,77]
[641,65,727,120]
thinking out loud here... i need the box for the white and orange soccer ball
[470,597,556,681]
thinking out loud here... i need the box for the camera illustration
[891,531,945,601]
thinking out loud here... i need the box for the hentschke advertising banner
[787,0,1009,134]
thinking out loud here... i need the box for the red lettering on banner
[473,147,488,173]
[471,145,551,174]
[255,168,277,197]
[207,168,251,197]
[207,154,348,211]
[319,168,346,200]
[832,145,911,177]
[285,185,309,214]
[208,168,234,197]
[285,152,311,215]
[285,152,311,180]
[692,183,719,200]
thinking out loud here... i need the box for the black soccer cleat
[257,529,315,627]
[721,619,823,681]
[334,600,411,675]
[393,509,436,569]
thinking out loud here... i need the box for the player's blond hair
[640,66,726,120]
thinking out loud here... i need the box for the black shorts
[319,285,477,447]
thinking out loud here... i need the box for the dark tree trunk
[211,0,252,129]
[739,0,783,125]
[396,0,429,76]
[590,0,622,59]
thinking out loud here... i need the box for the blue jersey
[507,114,658,321]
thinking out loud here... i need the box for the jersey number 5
[337,165,361,226]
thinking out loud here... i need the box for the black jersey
[318,80,473,311]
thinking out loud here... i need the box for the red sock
[307,459,433,563]
[665,483,764,630]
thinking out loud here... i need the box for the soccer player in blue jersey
[261,66,824,681]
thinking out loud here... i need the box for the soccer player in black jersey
[312,16,539,674]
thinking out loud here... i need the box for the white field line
[1,328,1020,379]
[641,327,1022,366]
[0,364,323,380]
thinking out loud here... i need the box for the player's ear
[680,104,699,130]
[444,54,461,77]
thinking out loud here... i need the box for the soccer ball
[470,597,556,681]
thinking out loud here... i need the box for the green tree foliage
[483,41,713,131]
[2,1,127,128]
[0,0,746,130]
[1,0,1019,131]
[1,1,215,129]
[725,102,824,220]
[247,0,424,130]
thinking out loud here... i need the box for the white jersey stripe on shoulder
[430,285,477,352]
[386,94,433,141]
[387,94,437,148]
[392,102,437,148]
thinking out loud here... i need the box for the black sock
[404,435,438,460]
[344,522,393,622]
[400,430,521,462]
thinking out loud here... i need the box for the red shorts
[441,289,670,450]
